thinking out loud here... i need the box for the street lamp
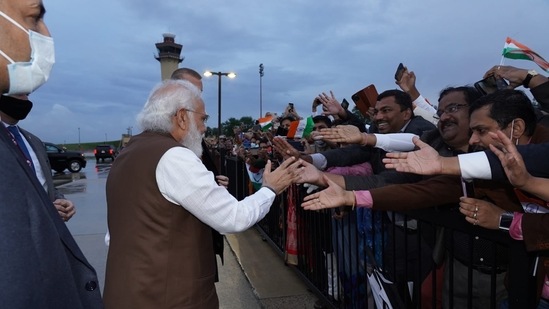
[259,64,264,118]
[203,70,236,138]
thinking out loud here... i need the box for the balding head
[171,68,203,91]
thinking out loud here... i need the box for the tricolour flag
[258,116,273,132]
[287,117,314,139]
[502,37,549,72]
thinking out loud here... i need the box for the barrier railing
[224,156,538,309]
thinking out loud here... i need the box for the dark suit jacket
[0,124,103,308]
[20,127,63,201]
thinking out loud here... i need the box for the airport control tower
[155,33,184,80]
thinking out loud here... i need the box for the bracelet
[352,190,356,211]
[361,133,368,146]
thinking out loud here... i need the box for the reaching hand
[318,91,344,118]
[295,160,325,186]
[301,175,353,210]
[316,125,364,145]
[383,137,443,175]
[459,197,504,229]
[272,137,301,160]
[262,157,303,194]
[395,68,415,93]
[488,130,531,189]
[53,198,76,222]
[216,175,229,188]
[483,65,526,89]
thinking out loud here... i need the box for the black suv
[44,142,87,173]
[94,144,116,163]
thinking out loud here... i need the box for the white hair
[137,79,202,133]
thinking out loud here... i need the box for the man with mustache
[104,79,302,308]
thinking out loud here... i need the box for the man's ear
[403,108,413,120]
[175,109,189,130]
[511,118,527,139]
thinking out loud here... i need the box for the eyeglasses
[182,109,209,123]
[433,103,468,119]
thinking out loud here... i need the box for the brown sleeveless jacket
[104,131,218,309]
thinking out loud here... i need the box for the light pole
[78,127,81,150]
[259,63,264,118]
[203,71,236,138]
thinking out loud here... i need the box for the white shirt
[156,147,275,234]
[457,152,492,180]
[413,95,438,125]
[373,133,418,152]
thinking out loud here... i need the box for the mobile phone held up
[474,75,509,95]
[394,63,405,81]
[341,98,350,110]
[352,84,379,117]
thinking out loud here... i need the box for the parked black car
[94,144,116,163]
[44,142,87,173]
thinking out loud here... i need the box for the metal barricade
[224,156,538,309]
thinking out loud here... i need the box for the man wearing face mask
[0,94,76,221]
[0,1,103,308]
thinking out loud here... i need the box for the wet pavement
[54,158,317,308]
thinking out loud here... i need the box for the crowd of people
[200,63,549,308]
[2,1,548,308]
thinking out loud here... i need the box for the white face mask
[0,10,55,95]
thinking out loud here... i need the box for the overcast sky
[22,0,549,144]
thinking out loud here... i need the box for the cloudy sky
[23,0,549,144]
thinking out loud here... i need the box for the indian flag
[502,37,549,72]
[258,116,273,131]
[287,117,314,139]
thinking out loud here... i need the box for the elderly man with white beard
[103,79,303,309]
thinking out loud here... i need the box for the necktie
[7,125,35,171]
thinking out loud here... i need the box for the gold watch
[522,69,539,88]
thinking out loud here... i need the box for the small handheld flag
[502,37,549,72]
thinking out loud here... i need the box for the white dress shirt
[156,147,275,234]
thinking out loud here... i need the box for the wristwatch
[498,212,514,231]
[522,69,539,88]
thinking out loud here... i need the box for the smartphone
[474,75,509,95]
[341,98,350,110]
[351,84,379,117]
[394,63,405,81]
[287,139,304,152]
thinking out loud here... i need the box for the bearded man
[103,79,302,309]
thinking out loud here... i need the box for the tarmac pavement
[56,158,318,308]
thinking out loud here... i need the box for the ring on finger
[473,212,477,219]
[475,206,479,212]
